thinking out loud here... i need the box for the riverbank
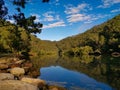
[0,55,66,90]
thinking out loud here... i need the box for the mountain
[57,14,120,55]
[0,14,120,56]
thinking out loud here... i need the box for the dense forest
[32,14,120,56]
[0,14,120,57]
[57,14,120,56]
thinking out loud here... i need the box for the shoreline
[0,55,66,90]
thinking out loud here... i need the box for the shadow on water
[31,55,120,90]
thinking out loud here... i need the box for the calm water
[40,66,113,90]
[32,55,120,90]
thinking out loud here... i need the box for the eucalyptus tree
[0,0,49,58]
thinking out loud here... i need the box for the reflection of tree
[80,55,94,64]
[31,55,120,90]
[100,56,120,90]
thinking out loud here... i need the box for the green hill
[57,14,120,55]
[30,36,58,56]
[0,14,120,56]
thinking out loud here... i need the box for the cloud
[84,14,110,23]
[7,19,15,24]
[64,3,93,23]
[43,20,66,29]
[49,0,60,5]
[64,3,91,14]
[67,14,91,23]
[111,8,120,13]
[43,11,60,22]
[98,0,120,8]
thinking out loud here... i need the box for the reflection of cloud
[98,0,120,8]
[47,80,67,87]
[43,20,66,29]
[111,8,120,13]
[49,0,60,5]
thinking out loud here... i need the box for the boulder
[0,80,39,90]
[0,64,8,70]
[50,87,58,90]
[0,73,14,80]
[49,86,66,90]
[10,67,25,76]
[23,61,33,68]
[21,77,46,88]
[9,63,21,68]
[0,58,11,64]
[0,57,18,64]
[15,60,25,64]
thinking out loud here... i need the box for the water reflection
[31,55,120,90]
[40,66,113,90]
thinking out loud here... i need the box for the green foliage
[0,0,50,58]
[65,46,93,56]
[0,14,120,57]
[57,14,120,55]
[0,20,32,59]
[30,35,58,56]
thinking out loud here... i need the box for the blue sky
[5,0,120,41]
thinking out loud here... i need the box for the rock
[9,63,21,68]
[0,58,11,64]
[0,73,14,80]
[0,57,18,64]
[21,77,46,88]
[23,67,30,73]
[23,61,33,68]
[0,64,8,70]
[15,60,25,64]
[0,80,39,90]
[50,87,58,90]
[49,86,66,90]
[10,67,25,76]
[29,70,40,78]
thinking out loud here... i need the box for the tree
[0,0,8,19]
[0,0,49,58]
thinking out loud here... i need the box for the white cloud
[43,11,60,22]
[67,14,91,23]
[111,8,120,13]
[64,3,93,24]
[44,15,54,21]
[43,21,66,29]
[84,14,110,23]
[7,19,15,24]
[49,0,60,5]
[64,3,91,14]
[98,0,120,8]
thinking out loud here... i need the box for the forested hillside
[0,19,58,56]
[0,14,120,56]
[30,36,58,55]
[57,14,120,56]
